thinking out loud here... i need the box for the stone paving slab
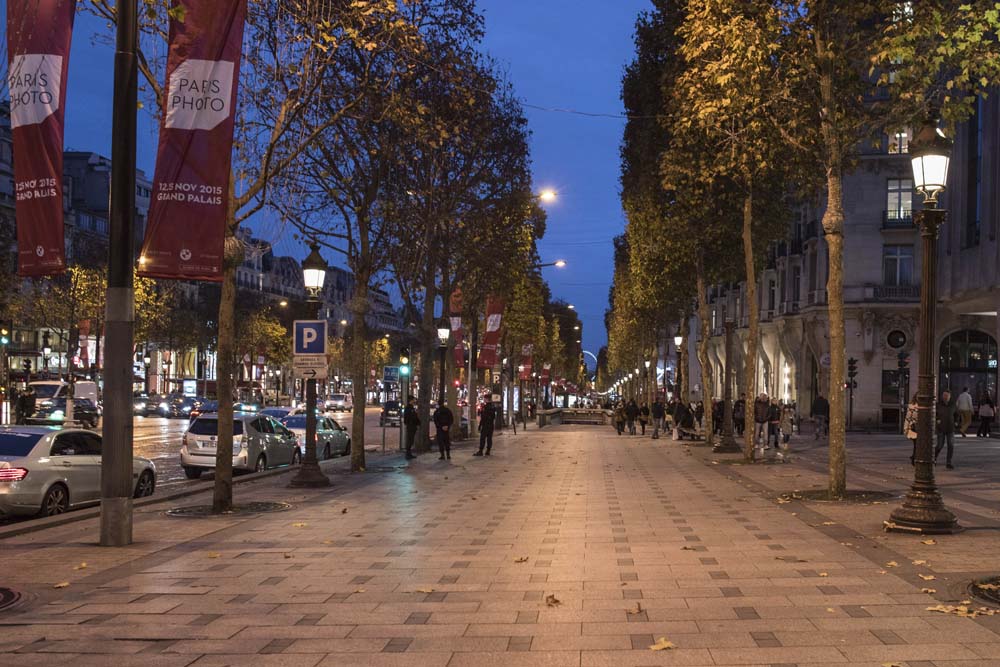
[1,426,999,666]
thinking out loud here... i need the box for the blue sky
[16,0,652,353]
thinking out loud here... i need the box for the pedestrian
[934,390,956,470]
[712,400,725,436]
[753,393,770,447]
[767,398,781,448]
[733,393,746,436]
[19,386,36,425]
[811,393,829,440]
[625,399,639,436]
[977,395,994,438]
[903,393,919,465]
[672,399,694,439]
[432,401,454,461]
[639,403,650,436]
[614,403,626,436]
[13,389,25,425]
[651,398,665,439]
[778,402,794,460]
[475,400,497,456]
[956,387,973,437]
[403,397,420,460]
[694,401,705,430]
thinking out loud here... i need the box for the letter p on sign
[294,320,328,356]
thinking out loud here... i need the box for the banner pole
[100,0,138,547]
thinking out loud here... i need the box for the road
[133,406,395,486]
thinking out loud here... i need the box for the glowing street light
[539,188,557,203]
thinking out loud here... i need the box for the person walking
[956,387,974,437]
[811,393,829,440]
[433,402,454,461]
[712,400,725,436]
[651,398,665,439]
[977,395,994,438]
[625,399,639,436]
[613,403,626,436]
[403,397,420,460]
[903,393,919,465]
[18,387,36,425]
[733,393,746,436]
[753,393,770,447]
[778,402,795,461]
[475,400,497,456]
[767,398,781,448]
[639,403,650,436]
[694,401,705,430]
[934,390,956,469]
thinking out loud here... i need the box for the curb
[0,455,348,541]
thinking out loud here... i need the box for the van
[30,381,99,406]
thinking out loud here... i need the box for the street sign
[293,320,328,356]
[293,355,328,379]
[383,366,399,384]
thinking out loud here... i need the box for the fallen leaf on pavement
[648,637,675,651]
[919,574,935,581]
[73,562,87,570]
[292,523,307,528]
[53,582,70,588]
[207,553,221,559]
[976,583,1000,591]
[514,557,529,563]
[681,546,696,551]
[818,572,829,577]
[627,602,643,615]
[341,508,348,514]
[885,561,899,567]
[921,588,937,594]
[912,560,928,565]
[921,539,937,545]
[882,662,904,667]
[822,521,837,526]
[416,588,435,593]
[545,594,561,607]
[826,607,835,613]
[322,540,334,545]
[283,553,293,559]
[353,588,366,593]
[878,570,888,575]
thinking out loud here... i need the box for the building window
[767,279,776,311]
[886,178,912,223]
[791,266,801,304]
[882,245,914,286]
[889,128,909,154]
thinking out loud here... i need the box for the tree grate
[969,577,1000,608]
[165,501,292,518]
[0,587,25,613]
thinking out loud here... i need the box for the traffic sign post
[383,366,399,385]
[290,321,330,489]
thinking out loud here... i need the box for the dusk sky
[22,0,652,356]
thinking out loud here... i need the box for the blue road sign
[383,366,399,384]
[293,320,328,355]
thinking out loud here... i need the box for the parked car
[30,398,100,429]
[0,426,156,518]
[179,413,299,479]
[159,395,208,419]
[30,380,99,406]
[280,415,350,460]
[233,401,261,414]
[326,393,352,412]
[260,406,294,420]
[379,400,401,427]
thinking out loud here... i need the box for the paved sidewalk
[1,426,999,666]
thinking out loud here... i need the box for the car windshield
[0,431,44,457]
[38,398,67,409]
[330,394,347,402]
[384,401,400,411]
[282,416,308,429]
[187,419,244,436]
[261,408,290,418]
[31,384,61,398]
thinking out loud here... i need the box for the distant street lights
[532,259,567,269]
[887,109,959,535]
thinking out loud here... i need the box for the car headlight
[158,402,168,410]
[183,406,191,412]
[40,399,53,407]
[50,410,64,420]
[136,402,146,410]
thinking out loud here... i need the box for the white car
[325,393,353,412]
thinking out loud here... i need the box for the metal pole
[438,345,446,408]
[100,0,138,547]
[715,320,740,453]
[887,207,959,534]
[290,377,329,487]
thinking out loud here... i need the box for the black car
[133,392,158,416]
[160,395,207,419]
[30,398,100,429]
[379,400,401,427]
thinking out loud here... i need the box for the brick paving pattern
[0,426,999,666]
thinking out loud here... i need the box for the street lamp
[143,354,151,394]
[291,243,331,489]
[302,242,328,302]
[437,319,450,405]
[887,109,959,534]
[538,188,557,203]
[533,259,567,269]
[674,334,683,347]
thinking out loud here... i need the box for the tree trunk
[348,274,370,472]
[680,315,690,404]
[741,189,760,462]
[212,226,242,513]
[468,315,478,429]
[416,274,437,452]
[696,254,715,446]
[816,32,847,497]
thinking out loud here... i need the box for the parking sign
[293,320,328,356]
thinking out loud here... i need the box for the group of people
[402,396,500,461]
[903,386,996,470]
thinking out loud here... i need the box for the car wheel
[40,484,69,517]
[255,455,267,473]
[183,466,202,480]
[323,444,331,460]
[133,470,155,498]
[292,449,301,465]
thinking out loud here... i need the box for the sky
[9,0,652,356]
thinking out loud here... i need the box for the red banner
[7,0,76,276]
[518,344,533,380]
[541,363,551,386]
[477,296,505,368]
[449,289,464,367]
[139,0,247,281]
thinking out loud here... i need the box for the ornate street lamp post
[886,110,960,534]
[715,309,741,453]
[437,320,450,407]
[290,243,330,488]
[674,334,684,403]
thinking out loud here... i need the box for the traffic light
[0,322,9,345]
[897,351,909,371]
[399,346,410,376]
[847,357,858,379]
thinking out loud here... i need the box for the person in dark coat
[403,397,420,460]
[767,399,782,448]
[694,401,705,429]
[733,393,746,436]
[475,401,497,456]
[625,399,639,435]
[712,400,725,435]
[753,393,770,446]
[432,402,454,460]
[651,399,666,439]
[811,393,830,440]
[935,390,957,469]
[638,403,650,435]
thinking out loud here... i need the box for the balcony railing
[873,284,920,301]
[883,209,914,229]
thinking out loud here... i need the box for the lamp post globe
[301,242,328,302]
[673,335,683,348]
[909,114,953,207]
